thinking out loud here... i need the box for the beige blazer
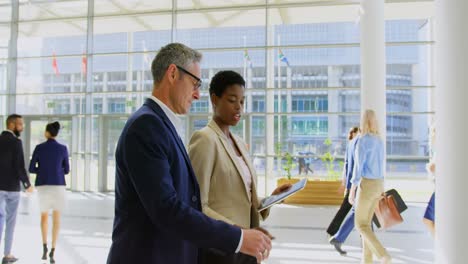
[188,120,269,228]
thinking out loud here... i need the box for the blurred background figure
[326,126,359,255]
[423,124,436,237]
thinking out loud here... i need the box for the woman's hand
[348,185,357,205]
[338,179,346,195]
[271,183,292,196]
[426,162,436,174]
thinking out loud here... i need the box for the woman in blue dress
[29,122,69,263]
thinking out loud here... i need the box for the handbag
[374,194,403,229]
[373,189,407,228]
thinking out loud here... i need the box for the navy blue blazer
[0,131,31,191]
[107,99,241,264]
[29,139,69,186]
[344,137,359,189]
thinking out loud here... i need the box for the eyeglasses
[176,65,202,90]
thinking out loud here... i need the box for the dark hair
[6,114,22,126]
[348,126,359,140]
[209,71,245,97]
[46,121,61,137]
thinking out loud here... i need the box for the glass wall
[1,0,435,194]
[0,3,10,117]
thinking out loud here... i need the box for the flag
[279,49,290,67]
[244,49,253,68]
[81,54,87,75]
[52,53,59,76]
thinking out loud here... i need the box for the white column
[435,1,468,263]
[360,0,386,147]
[266,25,276,189]
[327,66,342,140]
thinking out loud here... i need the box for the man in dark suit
[0,114,33,264]
[107,43,271,264]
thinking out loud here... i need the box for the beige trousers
[355,178,390,263]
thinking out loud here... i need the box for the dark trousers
[200,250,256,264]
[326,190,352,236]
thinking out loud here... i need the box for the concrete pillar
[7,0,19,114]
[435,0,468,262]
[327,66,342,140]
[360,0,386,150]
[266,25,276,192]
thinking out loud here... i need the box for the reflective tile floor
[11,192,433,264]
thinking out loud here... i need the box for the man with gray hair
[107,43,271,264]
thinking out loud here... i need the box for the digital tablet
[258,178,307,212]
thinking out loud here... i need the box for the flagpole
[277,35,282,175]
[141,40,146,107]
[243,36,247,81]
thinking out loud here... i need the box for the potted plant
[276,139,344,205]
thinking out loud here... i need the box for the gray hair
[151,43,202,84]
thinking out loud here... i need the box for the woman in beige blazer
[189,70,291,264]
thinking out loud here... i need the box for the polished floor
[10,191,434,264]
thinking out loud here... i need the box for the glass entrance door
[24,117,72,189]
[104,117,127,191]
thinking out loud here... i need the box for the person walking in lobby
[29,121,69,263]
[327,126,360,255]
[0,114,33,264]
[348,110,391,264]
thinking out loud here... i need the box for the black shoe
[329,238,347,255]
[1,257,18,264]
[42,244,48,260]
[49,248,55,264]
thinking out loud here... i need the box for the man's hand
[240,229,272,263]
[271,183,292,196]
[25,186,34,193]
[254,226,275,240]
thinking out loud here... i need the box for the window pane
[15,94,79,115]
[201,49,266,91]
[0,4,11,22]
[386,20,432,42]
[17,57,85,94]
[386,45,433,87]
[268,5,362,39]
[0,25,9,58]
[0,59,6,92]
[92,54,128,92]
[19,0,87,20]
[18,20,87,57]
[94,14,172,54]
[386,88,432,113]
[0,95,6,116]
[176,9,266,49]
[271,47,361,89]
[178,0,260,9]
[387,113,433,174]
[94,0,171,16]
